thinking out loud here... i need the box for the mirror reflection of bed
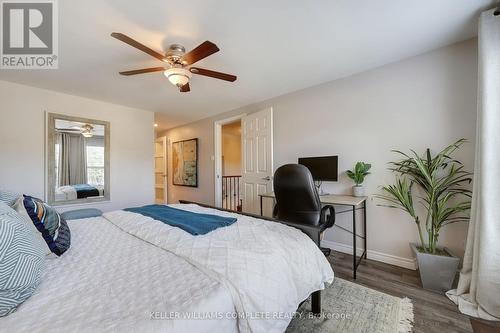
[53,119,106,202]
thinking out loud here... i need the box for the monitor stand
[315,183,329,196]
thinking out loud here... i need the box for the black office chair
[273,164,335,256]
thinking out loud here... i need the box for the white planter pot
[352,185,365,197]
[410,243,460,292]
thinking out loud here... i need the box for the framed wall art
[172,138,198,187]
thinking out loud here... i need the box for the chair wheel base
[320,247,331,257]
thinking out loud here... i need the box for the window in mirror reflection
[86,145,105,186]
[54,119,106,201]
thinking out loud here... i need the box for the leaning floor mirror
[46,113,110,205]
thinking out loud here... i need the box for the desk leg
[353,205,357,279]
[260,196,263,216]
[363,201,367,259]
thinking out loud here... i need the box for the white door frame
[214,114,246,207]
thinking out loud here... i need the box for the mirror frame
[46,113,110,206]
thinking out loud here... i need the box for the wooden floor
[327,251,474,333]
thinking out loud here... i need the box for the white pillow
[0,202,46,316]
[0,189,20,207]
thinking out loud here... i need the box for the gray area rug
[287,278,414,333]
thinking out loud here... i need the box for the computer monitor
[298,156,338,181]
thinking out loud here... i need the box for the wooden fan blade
[180,83,190,92]
[119,67,166,76]
[181,41,219,65]
[189,67,237,82]
[111,32,166,62]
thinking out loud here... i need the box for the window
[86,146,104,186]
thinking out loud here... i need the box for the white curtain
[57,132,87,186]
[446,8,500,321]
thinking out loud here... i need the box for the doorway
[214,115,244,211]
[214,108,274,214]
[222,121,242,211]
[154,136,167,204]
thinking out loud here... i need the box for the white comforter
[0,217,237,333]
[104,204,334,333]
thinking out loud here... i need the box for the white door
[241,108,273,214]
[154,136,167,204]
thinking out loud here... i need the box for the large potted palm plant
[376,139,472,292]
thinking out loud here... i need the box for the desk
[259,192,367,279]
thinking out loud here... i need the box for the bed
[1,203,334,333]
[55,184,104,201]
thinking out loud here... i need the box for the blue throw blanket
[124,204,237,235]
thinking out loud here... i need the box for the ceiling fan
[111,32,237,93]
[56,124,94,138]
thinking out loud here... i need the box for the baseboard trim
[321,240,417,270]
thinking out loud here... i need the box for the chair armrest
[320,205,335,229]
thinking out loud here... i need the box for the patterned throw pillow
[0,202,45,316]
[0,189,20,207]
[14,195,71,256]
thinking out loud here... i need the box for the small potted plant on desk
[346,162,371,197]
[375,139,472,292]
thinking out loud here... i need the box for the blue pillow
[0,189,20,207]
[61,208,102,220]
[0,202,45,316]
[14,195,71,256]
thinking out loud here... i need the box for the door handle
[262,176,271,181]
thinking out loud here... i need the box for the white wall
[0,80,155,212]
[159,39,477,268]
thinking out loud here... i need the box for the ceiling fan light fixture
[164,67,191,87]
[112,33,237,92]
[81,124,94,138]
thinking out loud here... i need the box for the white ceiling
[0,0,496,130]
